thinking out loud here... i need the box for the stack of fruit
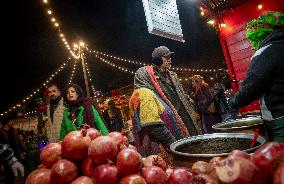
[25,126,191,184]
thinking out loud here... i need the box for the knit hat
[246,11,284,49]
[152,46,174,59]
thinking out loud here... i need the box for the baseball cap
[152,46,174,58]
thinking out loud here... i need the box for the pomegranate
[86,127,102,140]
[273,162,284,184]
[166,167,174,178]
[141,166,167,184]
[88,136,118,164]
[168,168,192,184]
[81,158,96,177]
[252,142,284,178]
[229,150,250,160]
[127,144,137,151]
[108,131,129,150]
[119,174,147,184]
[192,174,218,184]
[40,142,62,168]
[70,176,93,184]
[192,161,213,175]
[25,168,51,184]
[216,156,267,184]
[208,157,223,168]
[61,130,92,161]
[116,148,143,175]
[142,155,167,170]
[92,164,119,184]
[50,159,78,184]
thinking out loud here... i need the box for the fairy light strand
[94,55,135,74]
[83,54,96,94]
[0,59,70,117]
[41,0,80,59]
[88,47,223,72]
[69,60,78,84]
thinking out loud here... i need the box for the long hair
[62,83,85,105]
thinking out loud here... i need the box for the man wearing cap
[229,11,284,142]
[129,46,202,155]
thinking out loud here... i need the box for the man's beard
[50,95,58,100]
[50,96,61,105]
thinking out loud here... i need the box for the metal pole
[80,47,90,98]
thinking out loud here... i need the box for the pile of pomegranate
[25,126,284,184]
[189,141,284,184]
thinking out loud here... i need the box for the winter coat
[59,105,109,140]
[230,30,284,121]
[46,98,65,143]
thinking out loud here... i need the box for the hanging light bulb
[257,4,263,9]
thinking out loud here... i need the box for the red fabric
[145,66,189,137]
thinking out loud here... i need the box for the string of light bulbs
[94,55,135,74]
[83,53,96,94]
[69,60,78,84]
[87,47,224,72]
[41,0,80,59]
[0,60,70,117]
[94,54,219,82]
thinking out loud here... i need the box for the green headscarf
[246,11,284,49]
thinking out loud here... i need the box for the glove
[11,161,24,177]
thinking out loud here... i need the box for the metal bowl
[212,116,263,132]
[170,133,265,167]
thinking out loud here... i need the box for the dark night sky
[0,0,225,116]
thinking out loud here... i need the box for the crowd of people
[0,11,283,184]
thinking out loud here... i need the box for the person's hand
[11,161,24,177]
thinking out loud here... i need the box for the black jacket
[231,30,284,121]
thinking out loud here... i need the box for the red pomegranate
[192,161,213,175]
[166,167,174,178]
[108,131,129,150]
[70,176,93,184]
[252,142,284,178]
[50,159,78,184]
[116,148,142,175]
[127,144,137,151]
[86,127,102,140]
[61,129,92,161]
[168,168,192,184]
[208,157,223,168]
[273,162,284,184]
[143,155,167,171]
[40,142,62,168]
[81,158,96,177]
[229,150,251,160]
[192,174,219,184]
[216,156,267,184]
[92,164,119,184]
[141,166,167,184]
[88,136,118,164]
[25,168,51,184]
[119,174,147,184]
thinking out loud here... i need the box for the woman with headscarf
[229,11,284,142]
[129,46,202,156]
[59,83,109,140]
[191,75,222,133]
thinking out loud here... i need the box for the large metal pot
[212,116,264,134]
[170,133,265,168]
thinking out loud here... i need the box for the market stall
[200,0,284,113]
